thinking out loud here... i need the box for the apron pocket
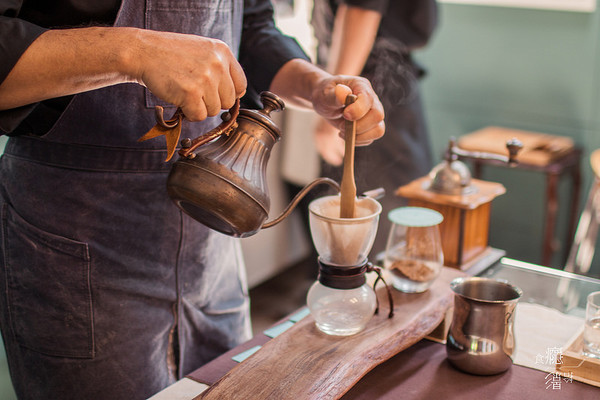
[2,204,94,359]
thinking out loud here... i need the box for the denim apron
[0,1,249,399]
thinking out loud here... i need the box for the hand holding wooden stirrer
[340,94,358,218]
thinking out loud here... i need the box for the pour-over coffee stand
[195,267,462,399]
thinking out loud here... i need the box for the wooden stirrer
[340,94,358,218]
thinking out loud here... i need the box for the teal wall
[414,3,600,272]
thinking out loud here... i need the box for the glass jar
[384,207,444,293]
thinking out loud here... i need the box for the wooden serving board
[556,328,600,387]
[197,267,465,400]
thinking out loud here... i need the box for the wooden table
[149,258,600,399]
[463,148,582,267]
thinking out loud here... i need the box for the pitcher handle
[261,177,341,229]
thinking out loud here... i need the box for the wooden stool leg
[472,160,483,179]
[542,172,559,266]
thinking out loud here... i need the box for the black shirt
[0,0,122,87]
[341,0,438,50]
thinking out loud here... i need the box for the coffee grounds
[390,259,436,282]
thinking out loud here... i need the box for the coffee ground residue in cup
[390,259,435,282]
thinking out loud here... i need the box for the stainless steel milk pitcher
[446,277,522,375]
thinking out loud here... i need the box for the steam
[364,37,419,107]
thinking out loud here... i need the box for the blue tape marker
[263,320,295,338]
[232,345,262,363]
[289,308,310,323]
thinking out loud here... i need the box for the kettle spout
[262,178,341,229]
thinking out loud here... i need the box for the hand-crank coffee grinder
[396,137,522,269]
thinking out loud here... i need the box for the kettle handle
[178,99,241,159]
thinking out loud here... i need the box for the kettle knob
[259,91,285,116]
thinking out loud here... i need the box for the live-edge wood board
[198,267,466,400]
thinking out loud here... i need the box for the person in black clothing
[311,0,439,257]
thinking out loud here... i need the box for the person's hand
[133,30,247,121]
[310,75,384,146]
[314,117,345,166]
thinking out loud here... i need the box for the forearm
[0,27,139,110]
[269,58,330,109]
[327,4,382,76]
[0,26,246,121]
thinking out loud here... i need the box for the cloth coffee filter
[308,195,382,265]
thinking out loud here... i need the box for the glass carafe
[307,271,377,336]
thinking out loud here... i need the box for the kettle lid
[238,91,286,140]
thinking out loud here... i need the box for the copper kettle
[145,91,339,237]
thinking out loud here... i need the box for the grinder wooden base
[396,176,506,269]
